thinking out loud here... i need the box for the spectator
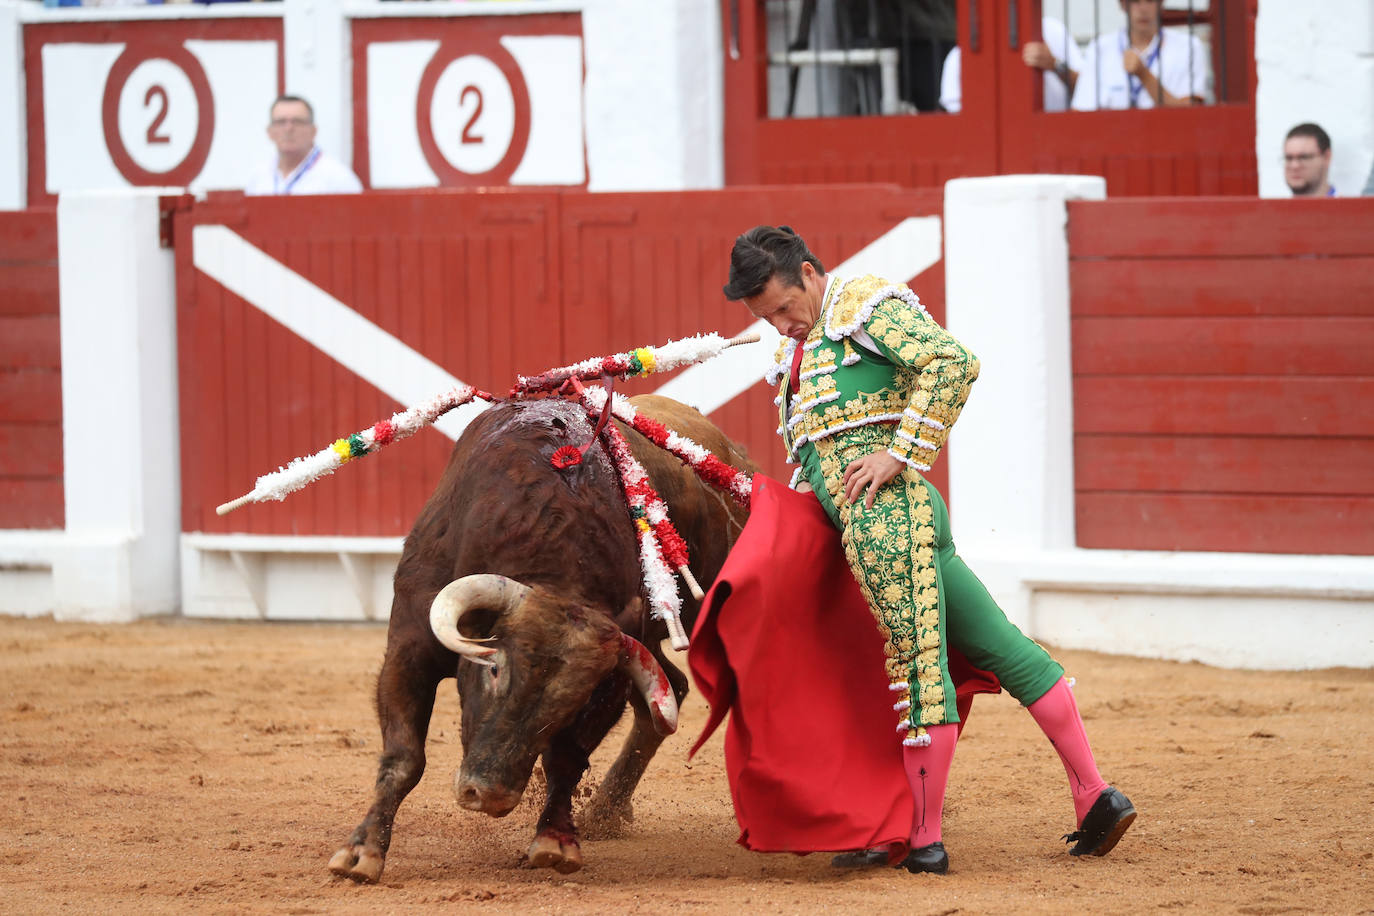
[1071,0,1211,111]
[246,95,362,196]
[1283,123,1336,198]
[939,16,1084,113]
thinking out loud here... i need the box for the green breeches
[798,425,1062,742]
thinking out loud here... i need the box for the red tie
[789,341,804,394]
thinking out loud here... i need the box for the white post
[942,174,1106,627]
[283,0,351,170]
[54,188,181,621]
[0,0,24,210]
[583,0,723,190]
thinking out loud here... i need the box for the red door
[997,0,1257,195]
[722,0,999,187]
[723,0,1257,196]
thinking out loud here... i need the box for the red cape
[688,475,1000,854]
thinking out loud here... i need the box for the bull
[328,394,753,882]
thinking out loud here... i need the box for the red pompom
[551,445,583,469]
[372,420,395,446]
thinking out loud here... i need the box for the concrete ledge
[960,545,1374,671]
[0,531,64,617]
[182,533,404,554]
[181,533,401,622]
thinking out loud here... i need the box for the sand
[2,615,1370,914]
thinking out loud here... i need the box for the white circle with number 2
[117,58,198,174]
[431,55,516,175]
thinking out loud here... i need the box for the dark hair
[722,225,825,301]
[1285,122,1331,154]
[270,95,315,123]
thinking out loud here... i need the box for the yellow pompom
[331,439,353,463]
[635,348,657,373]
[636,518,652,533]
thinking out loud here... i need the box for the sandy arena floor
[1,616,1370,915]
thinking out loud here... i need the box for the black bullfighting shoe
[1064,787,1136,857]
[897,842,949,875]
[830,845,898,868]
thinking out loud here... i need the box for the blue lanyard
[274,146,322,195]
[1119,31,1162,107]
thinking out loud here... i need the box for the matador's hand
[842,452,905,510]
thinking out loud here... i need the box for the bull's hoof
[526,833,583,874]
[328,844,385,884]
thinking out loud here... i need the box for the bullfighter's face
[743,260,827,342]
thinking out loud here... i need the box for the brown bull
[328,394,753,882]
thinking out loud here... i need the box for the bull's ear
[618,596,645,631]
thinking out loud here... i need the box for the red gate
[176,187,947,536]
[724,0,1257,196]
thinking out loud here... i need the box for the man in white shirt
[939,16,1084,113]
[245,95,363,196]
[1071,0,1212,110]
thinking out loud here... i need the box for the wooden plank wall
[1068,197,1374,555]
[0,209,63,529]
[178,187,946,536]
[177,192,563,537]
[559,186,947,498]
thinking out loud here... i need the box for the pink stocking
[1027,678,1109,825]
[902,723,958,849]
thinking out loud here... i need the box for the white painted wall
[582,0,723,190]
[0,0,22,210]
[284,0,349,169]
[1256,0,1374,198]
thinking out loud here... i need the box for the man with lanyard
[693,226,1136,875]
[1071,0,1211,110]
[245,95,363,196]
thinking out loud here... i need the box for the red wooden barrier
[0,209,62,529]
[557,186,947,498]
[177,187,946,537]
[1068,197,1374,555]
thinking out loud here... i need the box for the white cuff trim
[895,429,938,452]
[887,447,931,473]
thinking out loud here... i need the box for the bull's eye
[489,666,500,684]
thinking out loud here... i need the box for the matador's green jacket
[768,273,979,487]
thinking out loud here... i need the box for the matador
[722,225,1136,874]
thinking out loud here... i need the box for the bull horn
[429,574,532,664]
[620,634,679,736]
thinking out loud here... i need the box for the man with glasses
[246,95,363,196]
[1283,123,1337,198]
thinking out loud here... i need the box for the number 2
[460,85,483,145]
[145,84,170,145]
